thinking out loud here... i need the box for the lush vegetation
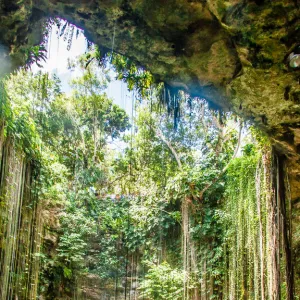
[0,46,294,300]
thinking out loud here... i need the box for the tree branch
[155,128,183,170]
[198,121,243,200]
[106,173,131,188]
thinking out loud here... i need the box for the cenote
[0,1,299,299]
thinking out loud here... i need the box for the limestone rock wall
[0,1,299,161]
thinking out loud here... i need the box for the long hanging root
[182,199,190,300]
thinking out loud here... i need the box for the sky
[31,22,135,151]
[32,23,133,116]
[31,22,246,155]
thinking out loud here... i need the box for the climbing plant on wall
[0,44,294,299]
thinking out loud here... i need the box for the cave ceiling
[0,0,300,195]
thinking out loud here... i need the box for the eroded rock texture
[1,0,299,158]
[0,2,298,135]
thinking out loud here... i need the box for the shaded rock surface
[0,0,299,168]
[0,1,299,149]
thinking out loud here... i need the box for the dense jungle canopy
[0,1,299,300]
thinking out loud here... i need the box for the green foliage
[126,98,239,203]
[111,54,153,97]
[0,64,129,296]
[242,143,255,156]
[0,75,45,158]
[222,142,273,298]
[25,45,47,69]
[1,46,276,300]
[139,262,184,300]
[6,109,40,157]
[58,209,97,260]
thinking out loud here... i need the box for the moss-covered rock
[0,0,299,186]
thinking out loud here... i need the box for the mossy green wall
[0,130,43,300]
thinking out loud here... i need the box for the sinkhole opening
[0,18,293,300]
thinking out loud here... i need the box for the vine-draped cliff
[0,135,294,298]
[224,147,294,299]
[0,131,43,299]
